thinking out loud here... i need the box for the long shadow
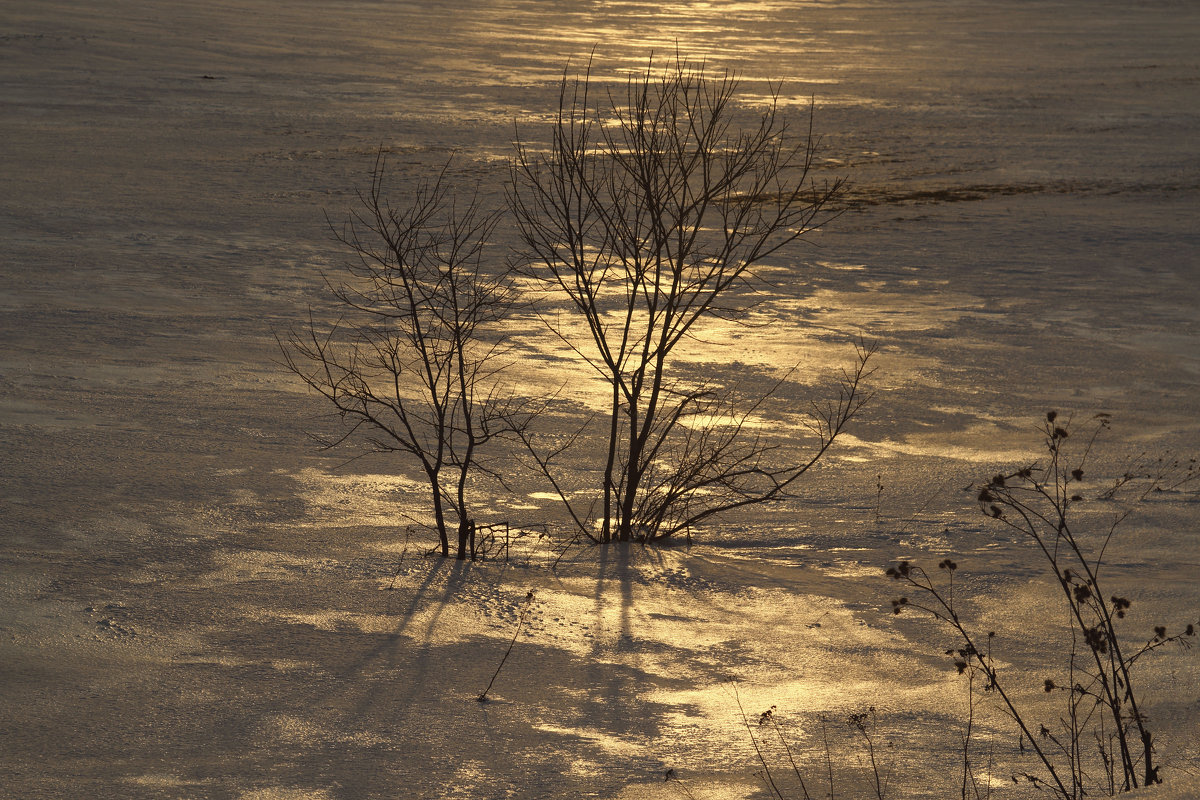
[291,555,478,799]
[584,543,659,737]
[206,541,708,799]
[186,552,477,782]
[341,556,474,705]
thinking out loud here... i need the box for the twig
[664,768,701,800]
[478,590,535,702]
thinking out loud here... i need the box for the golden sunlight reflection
[647,669,965,736]
[534,723,645,756]
[384,0,860,104]
[289,467,429,527]
[236,788,337,800]
[836,423,1039,464]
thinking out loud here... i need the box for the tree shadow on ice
[204,629,702,797]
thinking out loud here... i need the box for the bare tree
[280,154,527,559]
[509,54,872,543]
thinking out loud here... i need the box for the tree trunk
[454,451,474,560]
[429,476,449,557]
[600,380,622,542]
[455,518,475,561]
[619,397,645,542]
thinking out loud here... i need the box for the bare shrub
[279,154,529,559]
[887,412,1199,797]
[509,54,872,543]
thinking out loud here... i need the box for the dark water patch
[839,179,1200,209]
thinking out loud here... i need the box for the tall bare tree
[280,155,526,559]
[509,55,872,543]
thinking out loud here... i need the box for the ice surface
[2,1,1199,798]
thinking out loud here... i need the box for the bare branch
[280,151,527,559]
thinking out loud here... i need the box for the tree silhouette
[509,55,872,543]
[280,155,528,559]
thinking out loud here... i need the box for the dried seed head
[1085,626,1109,654]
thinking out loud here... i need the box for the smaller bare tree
[280,154,527,559]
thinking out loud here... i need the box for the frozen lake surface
[2,1,1199,798]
